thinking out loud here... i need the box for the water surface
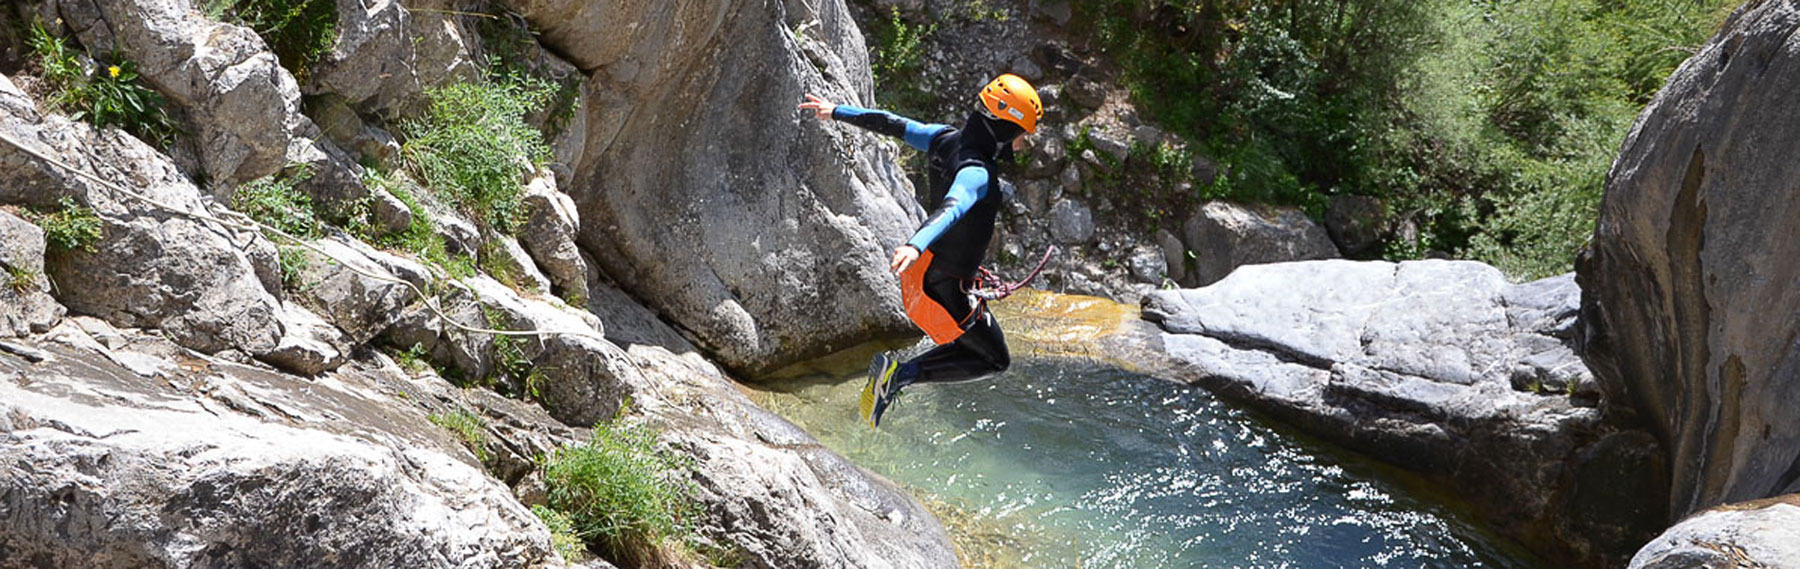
[754,358,1543,569]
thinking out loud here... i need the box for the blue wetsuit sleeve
[906,166,988,251]
[833,105,948,151]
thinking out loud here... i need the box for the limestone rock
[1181,200,1338,286]
[0,337,558,568]
[1144,260,1660,565]
[1578,0,1800,522]
[1127,244,1166,284]
[507,0,916,376]
[1628,495,1800,569]
[56,0,361,196]
[1048,198,1095,244]
[262,301,351,376]
[520,174,590,303]
[290,236,425,346]
[0,210,64,337]
[0,71,283,357]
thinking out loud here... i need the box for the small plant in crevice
[276,243,311,288]
[865,7,938,119]
[204,0,338,81]
[532,504,588,562]
[27,22,179,148]
[541,410,706,567]
[6,264,38,294]
[232,165,322,239]
[27,196,104,253]
[428,408,490,463]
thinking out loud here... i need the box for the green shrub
[531,505,588,562]
[400,79,552,234]
[205,0,337,80]
[28,197,104,253]
[542,414,703,565]
[233,165,322,238]
[28,22,179,148]
[1077,0,1736,278]
[866,7,938,118]
[428,408,490,463]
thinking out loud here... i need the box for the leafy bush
[27,22,179,148]
[232,165,322,238]
[1078,0,1736,279]
[28,197,104,253]
[400,79,553,234]
[542,413,703,565]
[205,0,337,80]
[865,7,938,118]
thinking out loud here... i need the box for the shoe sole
[861,353,897,427]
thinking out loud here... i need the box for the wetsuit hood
[962,110,1023,164]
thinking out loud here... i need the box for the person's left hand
[889,245,920,275]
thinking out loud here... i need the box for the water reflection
[754,359,1541,569]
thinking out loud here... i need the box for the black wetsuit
[833,104,1019,385]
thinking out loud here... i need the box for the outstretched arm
[889,165,988,274]
[799,93,946,151]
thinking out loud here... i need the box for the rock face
[1182,200,1338,286]
[1578,0,1800,522]
[1144,260,1663,565]
[1629,494,1800,568]
[0,72,285,359]
[52,0,362,197]
[0,210,64,337]
[505,0,918,376]
[0,327,559,568]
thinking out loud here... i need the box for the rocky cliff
[0,0,960,566]
[1579,0,1800,523]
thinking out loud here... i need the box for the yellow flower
[107,65,120,79]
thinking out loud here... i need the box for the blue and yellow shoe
[859,352,903,427]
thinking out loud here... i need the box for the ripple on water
[753,358,1543,569]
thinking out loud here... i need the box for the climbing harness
[970,244,1056,301]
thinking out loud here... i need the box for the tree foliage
[1082,0,1739,278]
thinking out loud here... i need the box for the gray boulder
[1181,200,1338,286]
[1628,495,1800,569]
[1144,260,1661,565]
[291,236,429,346]
[520,174,590,303]
[0,210,64,337]
[1578,0,1800,521]
[0,72,284,358]
[1048,198,1095,244]
[54,0,361,197]
[504,0,916,376]
[1324,194,1386,258]
[0,332,559,568]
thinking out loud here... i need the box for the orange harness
[900,251,981,345]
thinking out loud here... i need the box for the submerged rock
[1143,259,1662,566]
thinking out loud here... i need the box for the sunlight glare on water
[755,359,1542,569]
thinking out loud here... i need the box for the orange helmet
[979,74,1043,133]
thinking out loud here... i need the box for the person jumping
[799,74,1045,427]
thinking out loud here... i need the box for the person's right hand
[889,245,920,275]
[799,93,836,121]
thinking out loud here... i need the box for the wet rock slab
[1138,259,1664,566]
